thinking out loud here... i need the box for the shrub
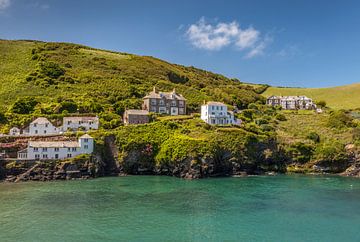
[316,100,327,108]
[59,101,78,113]
[167,71,189,84]
[307,132,320,143]
[38,61,65,79]
[328,110,354,129]
[10,97,39,114]
[287,142,314,163]
[275,113,287,121]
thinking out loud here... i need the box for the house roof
[10,127,20,131]
[267,96,313,101]
[79,134,93,139]
[203,101,227,106]
[31,117,52,124]
[29,141,80,148]
[143,88,186,101]
[125,109,149,115]
[63,116,98,122]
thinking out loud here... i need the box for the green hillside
[263,83,360,110]
[0,40,263,108]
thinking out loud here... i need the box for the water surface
[1,175,360,241]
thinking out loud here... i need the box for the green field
[263,83,360,110]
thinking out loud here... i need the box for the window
[171,100,177,107]
[68,148,71,152]
[44,130,47,134]
[216,106,219,110]
[35,130,38,134]
[45,123,48,128]
[67,154,72,158]
[84,139,88,143]
[159,100,165,106]
[55,154,59,159]
[43,154,48,159]
[150,106,157,112]
[151,99,157,105]
[84,145,89,149]
[33,123,37,127]
[211,119,215,124]
[55,148,59,152]
[72,147,77,152]
[35,154,40,159]
[220,106,223,111]
[42,148,47,152]
[67,121,71,125]
[179,101,184,107]
[211,106,214,110]
[34,147,39,152]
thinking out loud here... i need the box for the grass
[275,110,353,145]
[263,84,360,110]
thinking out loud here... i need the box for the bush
[328,110,354,129]
[316,100,327,108]
[287,142,314,163]
[10,97,39,114]
[38,61,65,79]
[167,71,189,84]
[307,132,320,143]
[275,113,287,121]
[59,101,78,113]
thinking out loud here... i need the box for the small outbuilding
[123,110,149,125]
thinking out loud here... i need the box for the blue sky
[1,0,360,87]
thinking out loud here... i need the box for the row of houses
[10,116,99,136]
[266,95,317,110]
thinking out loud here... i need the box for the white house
[17,134,94,160]
[25,117,59,136]
[9,127,21,136]
[201,101,240,125]
[267,96,316,110]
[62,116,99,131]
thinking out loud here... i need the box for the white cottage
[9,127,21,136]
[201,101,240,125]
[25,117,59,136]
[62,116,99,131]
[17,134,94,160]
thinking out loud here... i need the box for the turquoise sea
[1,175,360,242]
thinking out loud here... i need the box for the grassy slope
[263,84,360,110]
[0,40,262,113]
[275,110,353,145]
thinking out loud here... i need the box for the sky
[1,0,360,88]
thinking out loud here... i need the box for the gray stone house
[142,87,186,115]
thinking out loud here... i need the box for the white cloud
[0,0,10,10]
[186,17,271,58]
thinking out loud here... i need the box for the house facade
[62,116,99,131]
[25,117,59,136]
[142,87,186,115]
[267,96,316,110]
[123,110,149,125]
[17,134,94,160]
[201,101,240,125]
[9,127,21,136]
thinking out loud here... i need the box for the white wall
[18,137,94,160]
[62,119,99,131]
[29,122,59,136]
